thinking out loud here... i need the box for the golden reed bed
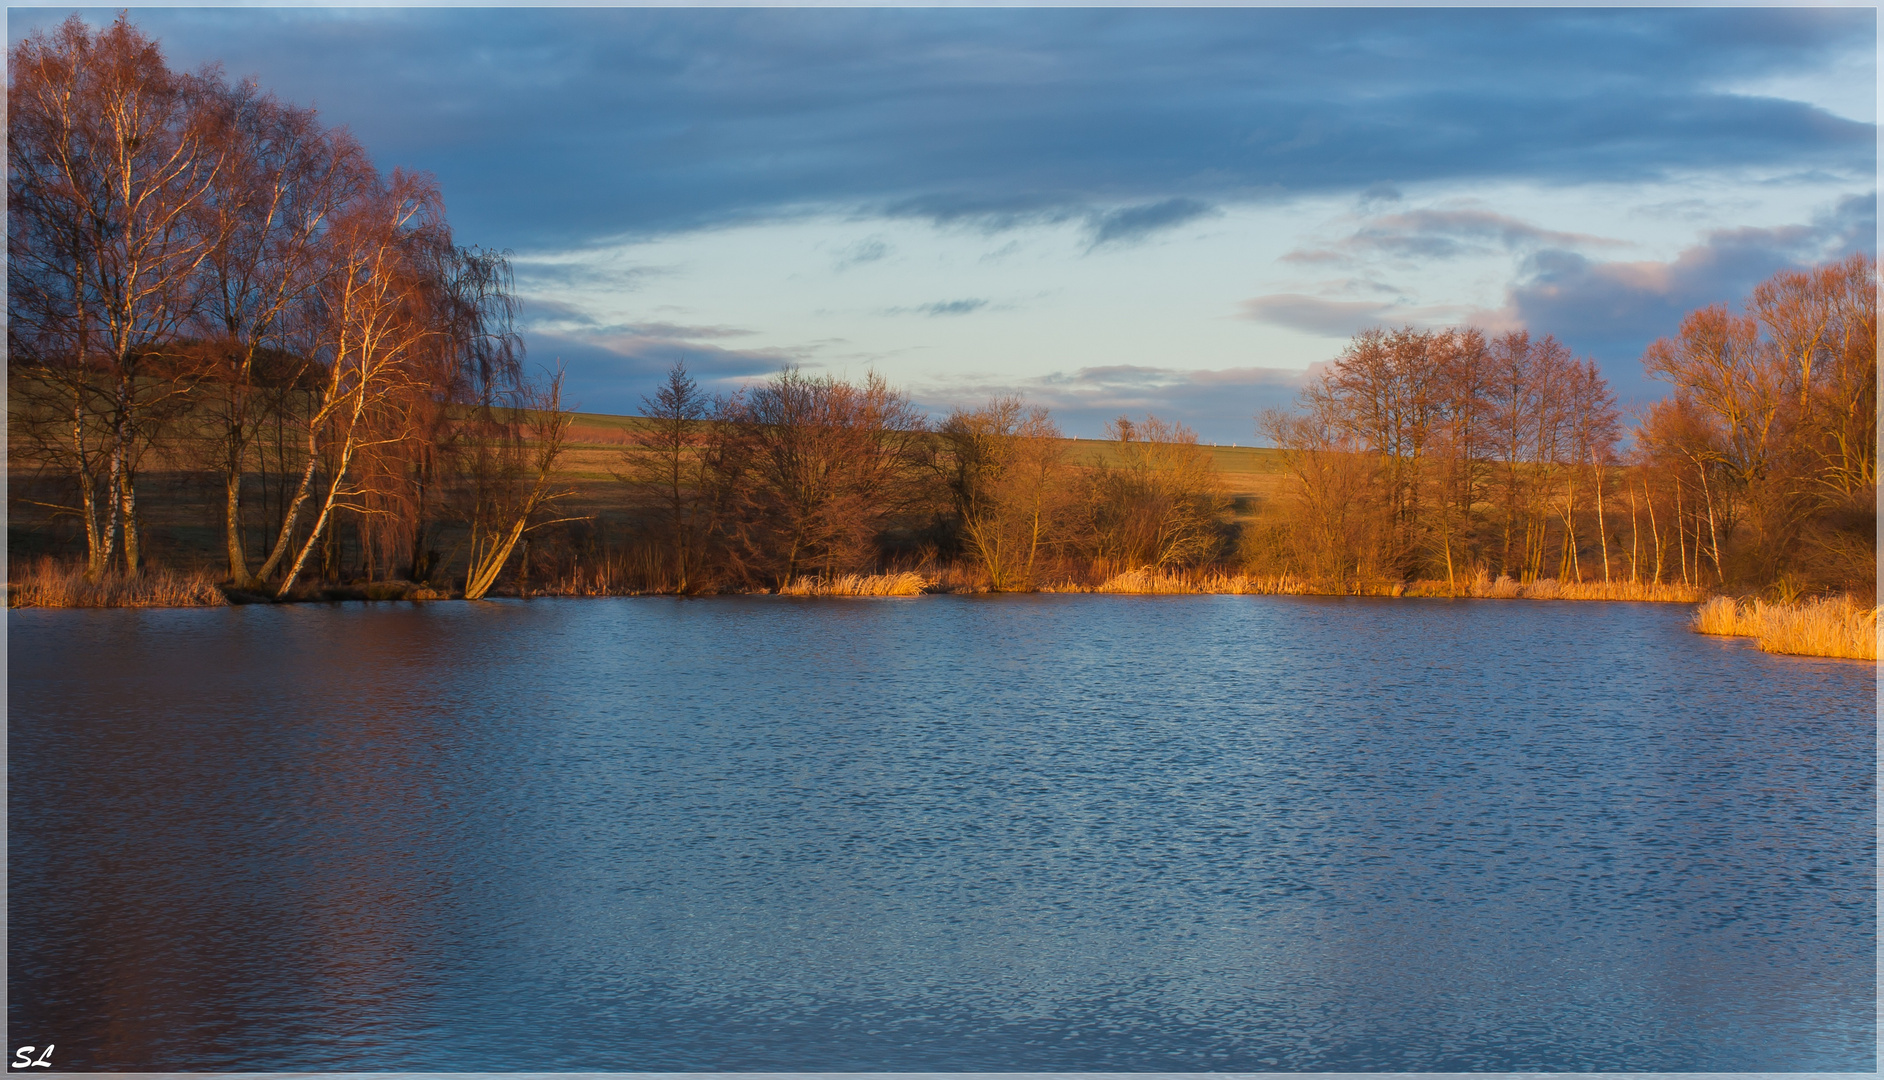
[1091,568,1706,603]
[777,572,930,597]
[8,560,226,608]
[1692,595,1878,661]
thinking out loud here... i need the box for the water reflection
[9,596,1875,1069]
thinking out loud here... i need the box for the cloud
[523,322,806,414]
[884,191,1090,234]
[1359,210,1618,261]
[911,299,989,317]
[877,298,995,316]
[1466,193,1878,403]
[1088,198,1219,246]
[27,8,1870,248]
[1505,193,1874,354]
[1358,182,1403,210]
[1242,194,1874,406]
[534,318,757,343]
[1284,208,1626,265]
[1239,295,1402,337]
[910,363,1310,442]
[888,193,1219,246]
[833,236,891,270]
[1237,294,1469,338]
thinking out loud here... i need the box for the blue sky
[11,6,1876,440]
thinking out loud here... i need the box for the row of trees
[1260,327,1622,585]
[621,366,1229,593]
[8,15,561,598]
[1257,254,1875,596]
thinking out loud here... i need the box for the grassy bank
[8,560,227,608]
[1692,595,1878,661]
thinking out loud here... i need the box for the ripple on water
[7,595,1875,1069]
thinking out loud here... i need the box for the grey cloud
[1278,248,1346,266]
[834,236,891,270]
[916,299,989,317]
[1089,198,1219,246]
[1288,209,1625,265]
[514,259,673,292]
[913,364,1310,443]
[1494,193,1875,402]
[879,298,996,317]
[1359,182,1403,209]
[885,192,1088,234]
[525,320,804,414]
[521,300,758,343]
[521,297,599,327]
[1239,294,1408,337]
[1244,197,1875,408]
[21,8,1869,249]
[604,322,757,341]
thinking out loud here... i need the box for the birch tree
[9,14,227,575]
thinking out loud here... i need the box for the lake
[8,595,1875,1070]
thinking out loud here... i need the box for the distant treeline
[609,367,1228,593]
[7,17,1874,603]
[612,246,1874,600]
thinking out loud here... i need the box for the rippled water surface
[9,596,1876,1070]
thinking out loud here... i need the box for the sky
[9,6,1877,441]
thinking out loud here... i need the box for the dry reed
[530,561,640,596]
[1096,569,1317,595]
[1094,567,1702,602]
[1692,595,1877,661]
[9,559,226,608]
[778,572,930,597]
[1096,569,1198,594]
[1516,577,1705,602]
[921,563,993,594]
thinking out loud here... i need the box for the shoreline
[8,569,1714,608]
[13,570,1873,661]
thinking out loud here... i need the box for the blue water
[8,596,1875,1070]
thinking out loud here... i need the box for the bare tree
[715,368,931,589]
[192,85,371,583]
[1260,396,1384,584]
[9,14,228,575]
[1642,254,1877,592]
[1082,415,1228,573]
[1429,328,1490,584]
[460,373,578,600]
[622,361,720,593]
[937,397,1069,590]
[261,171,447,596]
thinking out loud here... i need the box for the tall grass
[1095,569,1315,595]
[1095,569,1200,594]
[1496,575,1705,602]
[1094,567,1705,601]
[9,559,226,608]
[1693,595,1878,661]
[778,572,929,597]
